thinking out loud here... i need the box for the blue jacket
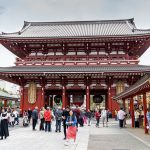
[146,112,150,121]
[32,109,38,120]
[66,115,77,127]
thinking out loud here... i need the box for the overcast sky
[0,0,150,66]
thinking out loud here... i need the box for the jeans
[32,119,37,130]
[63,121,68,138]
[45,121,51,132]
[102,116,108,127]
[56,120,61,132]
[119,119,124,128]
[96,118,100,127]
[15,117,19,125]
[40,118,44,130]
[88,118,91,126]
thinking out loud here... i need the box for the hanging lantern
[93,95,103,103]
[54,95,62,104]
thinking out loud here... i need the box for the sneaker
[64,141,69,146]
[73,142,77,145]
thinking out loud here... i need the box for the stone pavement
[88,119,150,150]
[1,119,150,150]
[0,121,89,150]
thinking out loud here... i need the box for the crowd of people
[0,107,20,140]
[3,105,150,144]
[0,105,111,144]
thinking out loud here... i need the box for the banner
[28,82,36,104]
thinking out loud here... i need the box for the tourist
[13,108,19,125]
[79,109,84,127]
[32,106,38,131]
[28,108,32,123]
[9,109,15,127]
[95,109,101,127]
[55,106,63,132]
[117,108,125,128]
[44,107,52,132]
[134,109,140,128]
[83,109,87,125]
[23,110,29,127]
[101,108,108,127]
[146,108,150,129]
[73,105,80,129]
[39,107,45,131]
[62,106,70,139]
[65,109,77,146]
[106,109,110,122]
[114,109,118,121]
[86,109,92,126]
[0,108,9,140]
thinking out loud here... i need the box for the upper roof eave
[0,65,150,73]
[0,34,150,40]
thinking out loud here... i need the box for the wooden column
[143,92,148,134]
[108,85,112,112]
[4,100,8,107]
[50,95,53,108]
[130,96,134,128]
[105,94,108,109]
[107,76,113,112]
[41,86,45,108]
[86,85,90,111]
[20,86,24,116]
[123,99,126,110]
[62,86,66,108]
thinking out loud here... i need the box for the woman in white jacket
[0,108,9,140]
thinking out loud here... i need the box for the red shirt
[44,110,51,122]
[95,111,101,119]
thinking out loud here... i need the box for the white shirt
[117,110,125,120]
[13,110,19,118]
[134,111,140,119]
[101,110,107,117]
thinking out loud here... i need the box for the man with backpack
[55,106,63,132]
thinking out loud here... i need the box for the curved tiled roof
[0,65,150,73]
[0,18,150,38]
[0,91,19,100]
[113,74,150,100]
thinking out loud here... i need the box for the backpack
[56,109,62,120]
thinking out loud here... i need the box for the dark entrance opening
[45,90,62,108]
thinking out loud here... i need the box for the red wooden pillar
[41,86,45,108]
[50,95,53,108]
[108,86,112,112]
[62,86,66,108]
[143,92,148,134]
[4,99,8,107]
[123,99,126,110]
[66,93,70,107]
[130,96,134,128]
[20,86,24,115]
[86,85,90,111]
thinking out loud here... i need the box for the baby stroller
[23,116,29,127]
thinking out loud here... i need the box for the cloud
[0,6,5,15]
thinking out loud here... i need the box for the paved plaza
[0,120,150,150]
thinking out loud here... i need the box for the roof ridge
[134,28,150,32]
[23,18,134,26]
